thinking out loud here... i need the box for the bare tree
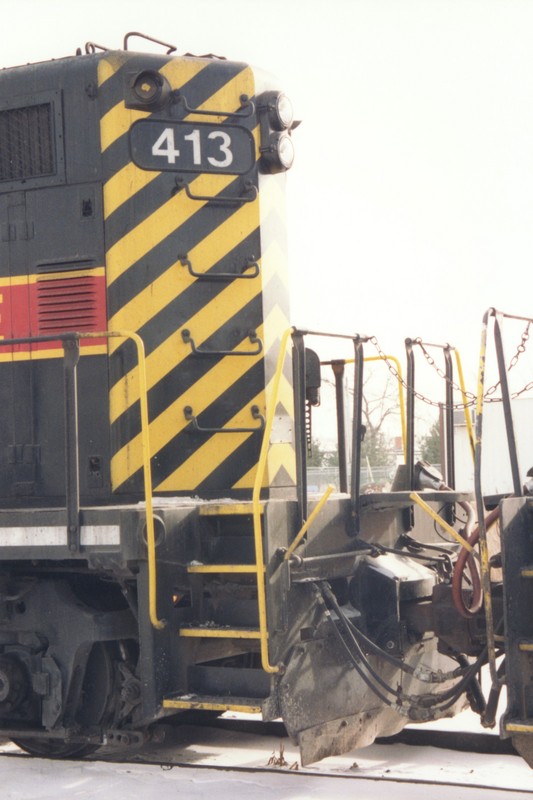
[360,371,400,467]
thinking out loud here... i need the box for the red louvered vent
[36,275,103,334]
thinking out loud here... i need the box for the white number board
[130,120,255,175]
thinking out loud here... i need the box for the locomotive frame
[0,32,532,768]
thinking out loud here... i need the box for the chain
[367,326,533,410]
[368,335,450,409]
[512,379,533,399]
[416,340,477,404]
[483,321,530,401]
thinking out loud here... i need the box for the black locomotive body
[0,35,531,767]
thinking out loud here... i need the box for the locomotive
[0,32,532,767]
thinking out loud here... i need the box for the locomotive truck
[0,32,532,767]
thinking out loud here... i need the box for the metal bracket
[173,177,258,205]
[171,91,254,118]
[181,328,263,357]
[179,254,259,281]
[184,404,265,434]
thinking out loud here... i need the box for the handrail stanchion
[350,337,364,534]
[331,360,348,493]
[252,327,294,674]
[85,330,166,630]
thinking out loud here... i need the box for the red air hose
[451,507,500,619]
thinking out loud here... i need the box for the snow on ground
[0,754,530,800]
[1,709,533,799]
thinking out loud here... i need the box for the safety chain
[484,321,530,400]
[367,325,533,411]
[368,335,448,409]
[416,339,477,404]
[514,379,533,399]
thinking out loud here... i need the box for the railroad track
[145,712,518,757]
[0,747,529,799]
[1,717,530,799]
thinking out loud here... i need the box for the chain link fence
[307,465,397,493]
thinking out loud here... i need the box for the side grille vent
[0,103,55,182]
[36,275,101,334]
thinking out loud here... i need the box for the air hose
[451,506,500,619]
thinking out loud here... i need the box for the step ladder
[163,502,270,714]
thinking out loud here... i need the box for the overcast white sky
[3,0,533,392]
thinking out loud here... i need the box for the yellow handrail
[339,354,406,459]
[251,329,347,672]
[284,484,334,561]
[83,330,165,630]
[363,354,407,459]
[347,349,472,466]
[409,491,475,554]
[251,327,294,673]
[454,349,475,461]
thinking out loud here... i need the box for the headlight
[257,91,294,131]
[260,132,295,173]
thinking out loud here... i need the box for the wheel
[10,738,98,758]
[13,641,118,758]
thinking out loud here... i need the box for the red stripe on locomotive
[0,274,107,355]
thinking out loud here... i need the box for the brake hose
[451,506,500,618]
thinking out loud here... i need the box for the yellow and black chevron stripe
[97,51,295,497]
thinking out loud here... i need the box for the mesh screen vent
[37,275,100,334]
[0,103,55,182]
